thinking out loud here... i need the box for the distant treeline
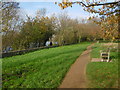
[2,2,118,53]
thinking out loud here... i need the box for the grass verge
[87,43,119,88]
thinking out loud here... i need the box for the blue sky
[19,2,91,19]
[19,0,116,19]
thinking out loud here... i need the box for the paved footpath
[59,44,94,88]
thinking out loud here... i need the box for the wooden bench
[100,48,110,62]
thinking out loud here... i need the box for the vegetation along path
[59,43,94,88]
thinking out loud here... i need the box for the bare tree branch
[72,1,120,7]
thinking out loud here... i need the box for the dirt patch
[91,58,102,62]
[103,43,117,45]
[91,58,112,62]
[103,43,118,47]
[59,44,94,88]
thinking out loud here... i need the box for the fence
[2,46,58,58]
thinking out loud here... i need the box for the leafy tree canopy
[56,0,120,41]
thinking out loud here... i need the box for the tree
[1,2,20,32]
[33,9,56,47]
[56,0,120,41]
[56,0,119,16]
[1,1,21,51]
[52,12,100,45]
[53,13,78,45]
[14,9,56,50]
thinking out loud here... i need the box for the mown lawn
[2,42,91,88]
[87,43,119,88]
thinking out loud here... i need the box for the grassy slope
[2,42,91,88]
[87,43,118,88]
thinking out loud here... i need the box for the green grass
[91,43,103,58]
[2,42,91,88]
[0,59,1,89]
[87,43,119,88]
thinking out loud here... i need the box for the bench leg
[107,56,109,62]
[101,59,103,62]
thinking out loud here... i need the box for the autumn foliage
[1,1,120,52]
[56,0,120,41]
